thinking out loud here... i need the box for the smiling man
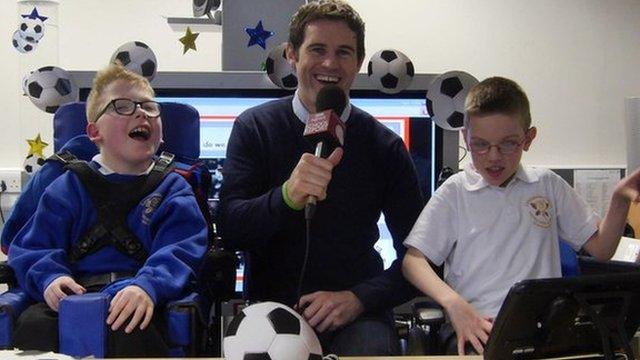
[218,0,423,356]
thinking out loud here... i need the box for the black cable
[0,185,5,224]
[458,145,468,163]
[296,218,312,312]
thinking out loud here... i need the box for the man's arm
[218,116,294,250]
[219,113,342,251]
[583,167,640,260]
[298,138,423,332]
[349,139,423,311]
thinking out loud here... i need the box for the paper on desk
[574,169,621,218]
[612,236,640,263]
[0,350,77,359]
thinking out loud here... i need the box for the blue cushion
[59,293,109,358]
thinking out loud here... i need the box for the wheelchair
[0,101,234,357]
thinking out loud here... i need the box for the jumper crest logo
[141,193,163,225]
[528,196,551,228]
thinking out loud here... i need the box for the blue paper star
[21,7,48,22]
[245,20,274,49]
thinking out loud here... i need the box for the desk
[120,358,481,360]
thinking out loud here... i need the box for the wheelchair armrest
[0,261,16,285]
[578,255,640,275]
[412,300,445,328]
[0,288,33,348]
[59,292,110,358]
[165,292,208,353]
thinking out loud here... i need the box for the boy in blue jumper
[402,76,640,355]
[8,65,208,356]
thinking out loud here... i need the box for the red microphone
[302,85,347,219]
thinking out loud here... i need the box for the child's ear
[462,127,470,147]
[523,126,537,151]
[86,122,101,143]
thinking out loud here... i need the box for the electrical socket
[0,170,22,193]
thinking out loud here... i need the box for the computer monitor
[485,272,640,360]
[75,71,459,296]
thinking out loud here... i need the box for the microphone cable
[296,215,312,312]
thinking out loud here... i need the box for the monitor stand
[575,291,635,360]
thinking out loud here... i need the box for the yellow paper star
[179,27,199,54]
[27,134,48,157]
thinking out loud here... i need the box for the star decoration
[26,134,48,157]
[179,27,199,54]
[21,7,48,22]
[245,20,274,49]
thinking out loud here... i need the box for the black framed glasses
[94,98,161,122]
[468,137,527,155]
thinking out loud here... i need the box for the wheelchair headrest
[53,101,200,162]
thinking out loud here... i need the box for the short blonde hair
[86,65,154,123]
[464,76,531,130]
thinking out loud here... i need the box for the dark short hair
[289,0,365,63]
[465,76,532,130]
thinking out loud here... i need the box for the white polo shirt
[404,164,599,317]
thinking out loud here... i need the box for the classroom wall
[1,0,640,170]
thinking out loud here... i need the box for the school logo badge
[528,196,551,228]
[141,193,163,225]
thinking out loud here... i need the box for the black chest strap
[62,152,175,263]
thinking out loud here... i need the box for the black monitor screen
[485,272,640,360]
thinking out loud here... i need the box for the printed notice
[574,169,621,217]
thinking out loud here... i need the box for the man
[218,0,422,355]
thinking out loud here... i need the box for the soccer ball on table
[26,66,79,114]
[425,70,479,131]
[265,43,298,90]
[223,301,323,360]
[110,41,158,81]
[367,49,414,94]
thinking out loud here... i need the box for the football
[18,17,45,43]
[367,49,414,94]
[21,72,32,95]
[425,70,479,131]
[223,302,323,360]
[12,30,37,54]
[26,66,79,114]
[110,41,158,81]
[265,43,298,90]
[23,154,46,175]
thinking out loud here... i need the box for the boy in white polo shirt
[402,76,640,355]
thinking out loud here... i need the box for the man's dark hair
[289,0,365,63]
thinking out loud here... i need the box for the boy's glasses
[468,137,527,155]
[95,98,161,122]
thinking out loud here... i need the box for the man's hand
[106,285,154,334]
[43,276,86,311]
[444,295,493,355]
[286,148,343,207]
[297,290,364,333]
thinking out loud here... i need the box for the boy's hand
[445,296,493,355]
[285,148,343,207]
[296,290,363,333]
[43,276,86,311]
[106,285,154,334]
[614,167,640,203]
